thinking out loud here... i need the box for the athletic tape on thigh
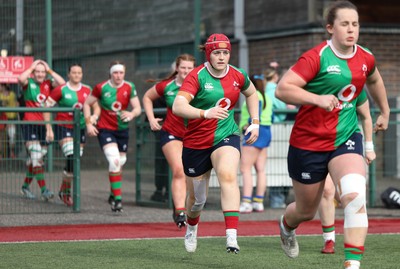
[62,141,74,157]
[339,173,368,228]
[191,179,207,211]
[28,143,42,167]
[104,146,121,172]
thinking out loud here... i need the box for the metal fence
[0,107,82,214]
[1,107,400,214]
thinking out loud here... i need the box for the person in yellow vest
[239,74,272,213]
[0,84,18,158]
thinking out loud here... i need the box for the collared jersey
[290,40,375,151]
[92,80,137,131]
[155,78,186,138]
[180,62,250,149]
[23,78,52,121]
[49,82,92,129]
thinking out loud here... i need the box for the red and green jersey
[155,78,186,138]
[92,80,137,131]
[290,40,375,151]
[180,62,250,149]
[23,78,52,121]
[48,82,92,129]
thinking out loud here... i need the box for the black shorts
[159,129,182,147]
[182,135,240,177]
[288,132,364,184]
[54,125,86,144]
[21,124,47,145]
[97,129,129,153]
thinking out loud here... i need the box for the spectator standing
[0,83,18,158]
[239,74,272,213]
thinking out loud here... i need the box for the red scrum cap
[205,33,231,62]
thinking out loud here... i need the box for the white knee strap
[104,146,121,172]
[120,154,127,167]
[191,179,207,212]
[339,173,368,228]
[28,143,42,167]
[62,141,74,157]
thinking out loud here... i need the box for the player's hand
[204,107,229,120]
[373,113,389,133]
[318,95,339,112]
[244,123,259,144]
[149,118,163,131]
[86,124,98,137]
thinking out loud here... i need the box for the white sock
[345,260,360,269]
[323,231,335,242]
[226,228,237,239]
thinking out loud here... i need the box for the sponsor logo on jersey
[65,93,72,99]
[111,101,122,112]
[73,102,83,110]
[327,65,341,74]
[204,82,214,90]
[166,91,174,96]
[36,93,47,106]
[301,172,311,180]
[216,98,231,109]
[346,139,355,150]
[338,84,356,102]
[104,92,111,98]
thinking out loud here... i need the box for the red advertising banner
[0,56,34,84]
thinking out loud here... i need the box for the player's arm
[18,59,41,87]
[357,100,376,164]
[366,68,390,132]
[241,82,259,144]
[143,85,163,131]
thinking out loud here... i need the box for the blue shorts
[21,124,47,145]
[182,134,240,177]
[97,129,129,153]
[159,129,183,147]
[54,125,86,144]
[242,125,271,149]
[288,132,364,184]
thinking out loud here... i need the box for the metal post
[46,0,52,66]
[193,0,201,62]
[16,0,24,55]
[73,109,81,212]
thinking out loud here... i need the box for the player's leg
[162,139,187,228]
[239,145,259,213]
[318,174,336,254]
[252,147,267,212]
[211,139,241,253]
[329,153,367,269]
